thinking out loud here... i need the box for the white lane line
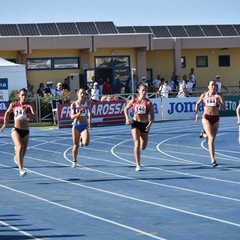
[0,220,43,240]
[0,183,166,240]
[2,167,240,230]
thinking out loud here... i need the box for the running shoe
[72,161,77,168]
[199,130,206,138]
[79,137,84,147]
[135,166,141,171]
[212,161,218,167]
[20,169,27,177]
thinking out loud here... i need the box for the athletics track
[0,116,239,240]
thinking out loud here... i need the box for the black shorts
[12,127,29,139]
[131,120,149,133]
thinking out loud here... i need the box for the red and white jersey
[13,103,30,120]
[203,92,220,107]
[132,99,150,115]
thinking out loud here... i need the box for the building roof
[0,21,240,38]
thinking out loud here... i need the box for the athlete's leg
[11,130,24,170]
[202,118,219,164]
[131,128,141,169]
[140,132,148,150]
[72,126,80,163]
[81,128,90,147]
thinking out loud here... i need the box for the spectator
[56,82,63,96]
[115,78,123,94]
[49,82,56,95]
[177,79,188,98]
[187,76,194,96]
[89,82,100,101]
[141,77,148,87]
[128,74,138,93]
[215,75,228,94]
[173,75,180,92]
[103,77,112,95]
[98,78,104,95]
[152,74,161,92]
[189,68,196,89]
[44,82,52,94]
[37,83,45,97]
[158,80,172,98]
[62,77,70,91]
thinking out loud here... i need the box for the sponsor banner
[161,96,238,120]
[0,101,9,124]
[220,96,239,116]
[0,101,9,113]
[0,78,8,90]
[57,100,126,128]
[150,98,161,121]
[162,97,200,119]
[57,96,238,128]
[0,90,9,101]
[0,78,9,125]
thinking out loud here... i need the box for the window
[53,58,79,69]
[113,57,129,67]
[27,59,51,70]
[95,57,112,67]
[218,55,230,67]
[181,56,186,68]
[95,56,129,68]
[27,57,79,70]
[114,69,129,81]
[196,56,208,67]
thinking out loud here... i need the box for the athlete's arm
[0,103,13,132]
[146,101,155,131]
[219,95,226,111]
[195,93,204,123]
[124,98,134,125]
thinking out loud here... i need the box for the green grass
[31,125,59,130]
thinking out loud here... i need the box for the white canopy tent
[0,58,27,95]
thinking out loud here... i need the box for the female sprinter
[195,80,226,167]
[124,83,154,171]
[1,88,35,177]
[71,88,92,168]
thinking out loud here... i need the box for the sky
[1,0,240,26]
